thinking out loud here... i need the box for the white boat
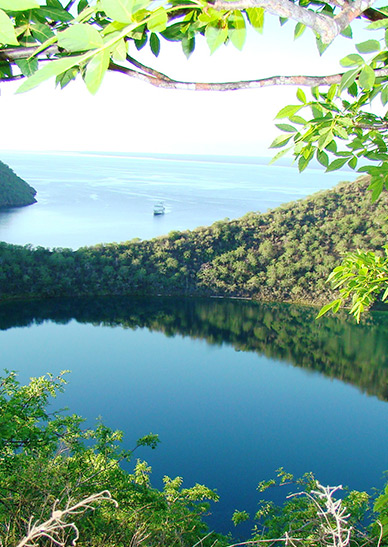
[153,202,165,215]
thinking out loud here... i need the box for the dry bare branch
[16,491,117,547]
[225,483,362,547]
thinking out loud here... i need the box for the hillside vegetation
[0,160,37,207]
[0,176,387,304]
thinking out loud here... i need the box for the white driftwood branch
[224,482,362,547]
[16,491,117,547]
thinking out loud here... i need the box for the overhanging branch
[109,60,388,90]
[213,0,377,43]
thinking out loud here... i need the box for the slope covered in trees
[0,176,386,304]
[0,160,37,208]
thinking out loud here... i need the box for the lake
[1,297,388,535]
[0,152,386,537]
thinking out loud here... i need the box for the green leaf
[368,177,385,202]
[0,9,18,45]
[111,38,127,61]
[15,57,38,76]
[275,104,302,119]
[58,24,103,52]
[30,22,55,43]
[316,149,329,167]
[298,155,310,172]
[339,68,360,92]
[78,0,89,14]
[149,32,160,56]
[84,49,110,94]
[101,0,149,23]
[294,22,305,39]
[147,7,167,33]
[181,34,195,58]
[0,0,39,9]
[135,32,147,50]
[38,6,74,21]
[334,125,348,139]
[340,25,352,38]
[47,0,65,8]
[275,123,297,132]
[296,88,306,104]
[16,54,85,93]
[326,140,337,153]
[326,157,349,172]
[348,156,357,169]
[246,7,264,33]
[101,0,132,22]
[358,64,375,90]
[381,86,388,105]
[228,10,246,51]
[327,84,337,101]
[289,115,306,125]
[161,23,183,42]
[55,66,78,89]
[316,36,329,55]
[367,18,388,29]
[340,53,364,67]
[316,299,342,319]
[269,134,292,148]
[356,39,381,53]
[347,81,358,97]
[269,146,291,164]
[205,24,227,54]
[311,86,319,100]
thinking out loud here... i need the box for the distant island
[0,159,37,208]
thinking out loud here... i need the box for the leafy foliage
[0,0,266,94]
[0,370,226,547]
[247,472,373,547]
[317,247,388,322]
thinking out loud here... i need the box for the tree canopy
[1,0,388,317]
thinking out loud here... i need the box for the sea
[0,151,353,249]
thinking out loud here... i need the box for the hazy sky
[0,15,370,156]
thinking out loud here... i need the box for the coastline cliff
[0,160,37,208]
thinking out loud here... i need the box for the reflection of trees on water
[1,296,388,400]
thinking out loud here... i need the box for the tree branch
[213,0,377,43]
[0,45,59,62]
[109,60,388,91]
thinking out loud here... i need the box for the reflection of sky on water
[0,151,350,249]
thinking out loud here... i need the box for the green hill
[0,176,387,305]
[0,160,37,208]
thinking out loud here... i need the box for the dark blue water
[0,151,349,249]
[1,297,387,535]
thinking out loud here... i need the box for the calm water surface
[0,151,350,249]
[1,297,387,534]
